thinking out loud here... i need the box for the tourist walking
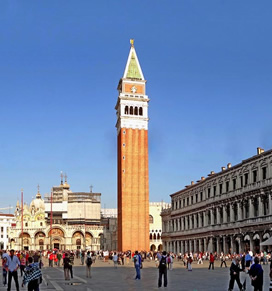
[80,251,85,265]
[20,254,26,276]
[22,256,42,291]
[228,257,243,291]
[208,253,215,270]
[220,253,227,268]
[63,253,71,280]
[6,249,20,291]
[69,252,74,279]
[2,256,8,287]
[113,252,118,268]
[187,256,193,271]
[86,251,92,278]
[57,252,62,267]
[158,251,167,288]
[269,268,272,291]
[248,257,263,291]
[133,251,141,280]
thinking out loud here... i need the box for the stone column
[230,204,235,222]
[249,235,254,252]
[184,216,187,230]
[222,236,226,254]
[203,211,207,227]
[189,240,193,253]
[193,239,197,252]
[258,195,264,217]
[223,205,227,223]
[249,197,254,218]
[230,236,234,254]
[269,192,272,215]
[181,241,184,254]
[203,238,207,252]
[193,214,197,228]
[216,237,220,253]
[210,209,214,225]
[189,215,193,229]
[185,240,188,253]
[237,201,242,220]
[198,213,202,228]
[174,240,176,254]
[216,207,220,225]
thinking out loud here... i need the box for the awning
[260,236,272,246]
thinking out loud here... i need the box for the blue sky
[0,1,272,210]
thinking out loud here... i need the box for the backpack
[159,256,167,269]
[87,257,92,266]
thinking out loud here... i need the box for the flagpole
[21,188,23,251]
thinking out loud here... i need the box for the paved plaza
[0,258,270,291]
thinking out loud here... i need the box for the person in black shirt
[63,253,71,280]
[158,251,168,288]
[228,257,244,291]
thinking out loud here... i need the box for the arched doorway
[150,244,156,251]
[19,233,31,250]
[158,244,163,251]
[35,232,46,250]
[253,233,260,254]
[243,234,250,252]
[48,228,65,250]
[72,231,84,250]
[10,239,15,249]
[85,232,93,248]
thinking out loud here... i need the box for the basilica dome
[30,192,45,211]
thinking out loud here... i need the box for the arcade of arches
[9,226,103,251]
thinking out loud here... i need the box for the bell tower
[115,39,150,251]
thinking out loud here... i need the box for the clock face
[131,86,137,93]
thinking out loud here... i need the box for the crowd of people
[1,248,272,290]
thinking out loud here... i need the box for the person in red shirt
[208,253,215,270]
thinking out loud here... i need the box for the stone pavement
[0,258,270,290]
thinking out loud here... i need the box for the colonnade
[164,192,272,233]
[163,232,269,255]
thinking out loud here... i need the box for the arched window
[149,233,152,240]
[157,233,161,240]
[139,107,143,116]
[153,233,156,240]
[149,215,154,224]
[129,106,133,115]
[124,106,128,114]
[76,239,81,245]
[134,107,138,115]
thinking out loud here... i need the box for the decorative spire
[123,39,144,80]
[64,173,68,184]
[89,185,93,193]
[60,171,63,185]
[36,184,41,199]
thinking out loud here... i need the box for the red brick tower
[116,40,150,251]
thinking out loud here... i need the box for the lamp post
[50,190,53,250]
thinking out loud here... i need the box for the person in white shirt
[6,249,20,291]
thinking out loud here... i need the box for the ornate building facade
[161,148,272,254]
[149,202,170,252]
[0,214,15,250]
[8,177,103,251]
[115,40,150,251]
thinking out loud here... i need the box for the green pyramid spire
[126,51,142,79]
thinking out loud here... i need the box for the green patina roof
[126,52,142,79]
